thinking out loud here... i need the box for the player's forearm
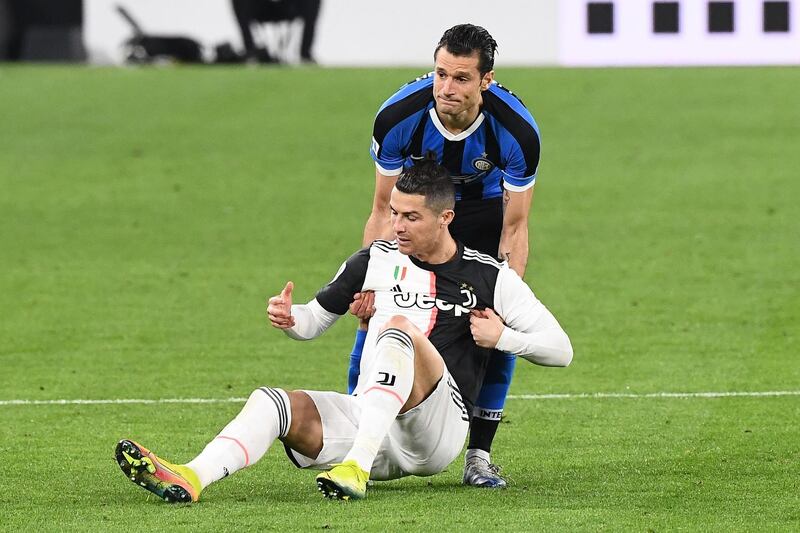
[284,299,339,341]
[496,325,573,367]
[364,169,399,245]
[498,224,529,277]
[500,187,534,276]
[362,210,394,246]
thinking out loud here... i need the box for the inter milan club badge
[472,153,494,172]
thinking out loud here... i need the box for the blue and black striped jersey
[370,73,541,201]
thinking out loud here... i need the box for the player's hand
[469,308,505,349]
[267,282,296,330]
[349,291,376,322]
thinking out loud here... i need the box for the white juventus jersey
[315,239,562,412]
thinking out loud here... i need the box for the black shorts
[449,197,503,258]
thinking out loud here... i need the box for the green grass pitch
[0,65,798,531]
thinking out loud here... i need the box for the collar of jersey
[428,108,485,142]
[408,241,464,272]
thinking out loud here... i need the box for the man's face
[433,48,492,119]
[390,188,444,256]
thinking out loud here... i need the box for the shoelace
[466,458,509,485]
[467,458,502,475]
[487,463,502,475]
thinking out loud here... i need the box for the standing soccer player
[348,24,541,488]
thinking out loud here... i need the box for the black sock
[467,417,501,453]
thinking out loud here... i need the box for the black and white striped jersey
[314,239,559,413]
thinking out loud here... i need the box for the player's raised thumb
[282,281,294,299]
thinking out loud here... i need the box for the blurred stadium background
[1,1,798,531]
[2,0,799,66]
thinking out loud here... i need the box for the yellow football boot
[315,460,370,500]
[115,439,202,503]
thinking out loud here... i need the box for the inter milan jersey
[370,73,541,202]
[314,239,550,414]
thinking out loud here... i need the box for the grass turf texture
[0,65,798,531]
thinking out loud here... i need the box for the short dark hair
[395,160,455,213]
[434,24,498,75]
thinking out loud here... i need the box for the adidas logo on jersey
[393,293,474,317]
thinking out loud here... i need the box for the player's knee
[283,390,323,458]
[381,315,418,335]
[285,390,316,424]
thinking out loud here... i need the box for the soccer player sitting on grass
[115,161,572,502]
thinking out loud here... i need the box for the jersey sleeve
[285,298,340,340]
[492,266,573,366]
[370,77,434,176]
[500,127,541,192]
[371,128,405,176]
[492,265,544,328]
[485,85,542,192]
[370,117,408,176]
[315,247,370,315]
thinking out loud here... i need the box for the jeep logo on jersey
[472,156,494,172]
[393,293,474,317]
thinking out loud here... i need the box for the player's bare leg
[282,391,324,458]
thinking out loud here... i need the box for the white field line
[508,391,800,400]
[1,390,799,406]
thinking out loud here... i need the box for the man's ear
[481,70,495,91]
[440,209,455,226]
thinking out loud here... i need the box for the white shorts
[284,366,469,481]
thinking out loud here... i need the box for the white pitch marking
[508,391,800,400]
[1,391,799,406]
[0,397,249,406]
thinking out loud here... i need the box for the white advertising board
[84,0,559,66]
[84,0,800,66]
[558,0,800,66]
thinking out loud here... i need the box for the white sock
[186,387,291,489]
[344,328,414,473]
[466,448,491,464]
